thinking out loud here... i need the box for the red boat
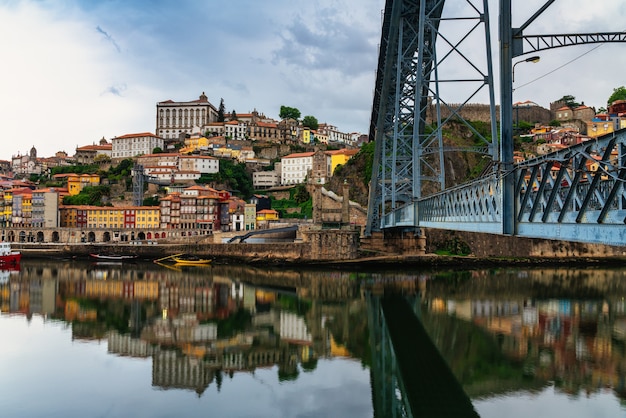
[0,242,21,266]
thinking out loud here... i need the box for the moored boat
[171,253,212,265]
[0,242,21,266]
[89,253,138,261]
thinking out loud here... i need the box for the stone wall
[360,230,426,256]
[424,228,626,258]
[300,227,360,260]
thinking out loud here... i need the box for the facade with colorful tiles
[156,92,218,140]
[111,132,164,163]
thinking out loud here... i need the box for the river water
[1,259,625,417]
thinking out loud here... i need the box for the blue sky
[1,0,625,161]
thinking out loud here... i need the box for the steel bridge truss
[366,0,626,246]
[366,0,497,235]
[418,130,626,246]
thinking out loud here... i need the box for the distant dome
[99,136,108,145]
[29,145,37,158]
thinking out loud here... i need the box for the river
[1,259,625,417]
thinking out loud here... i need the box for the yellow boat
[171,254,212,265]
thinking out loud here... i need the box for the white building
[179,155,219,174]
[280,152,315,185]
[317,123,353,145]
[111,132,164,163]
[253,171,280,189]
[156,92,218,139]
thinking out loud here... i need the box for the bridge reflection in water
[5,261,626,416]
[368,292,479,417]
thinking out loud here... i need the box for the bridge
[365,0,626,246]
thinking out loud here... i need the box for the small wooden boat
[171,254,212,265]
[0,242,21,266]
[89,253,138,261]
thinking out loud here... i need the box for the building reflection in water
[0,260,365,396]
[4,262,626,412]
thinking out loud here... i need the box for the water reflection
[2,262,626,417]
[1,260,368,399]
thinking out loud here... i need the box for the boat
[171,254,212,265]
[89,253,138,261]
[166,254,211,266]
[0,242,21,266]
[153,253,212,266]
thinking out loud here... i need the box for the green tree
[230,110,237,120]
[63,185,111,206]
[279,105,301,120]
[152,147,163,154]
[557,95,580,108]
[302,115,319,130]
[293,183,310,204]
[607,86,626,106]
[218,98,226,122]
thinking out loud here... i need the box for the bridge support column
[300,228,359,260]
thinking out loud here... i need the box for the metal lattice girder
[418,173,503,233]
[515,130,626,246]
[365,0,497,235]
[518,32,626,56]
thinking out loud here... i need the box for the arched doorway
[52,231,60,242]
[103,232,111,242]
[88,231,96,242]
[7,231,15,242]
[36,231,44,242]
[138,232,146,240]
[146,232,152,239]
[19,231,26,242]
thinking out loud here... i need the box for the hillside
[326,120,489,206]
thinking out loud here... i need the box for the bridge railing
[418,173,503,234]
[409,130,626,246]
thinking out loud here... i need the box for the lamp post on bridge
[512,56,540,129]
[512,56,540,83]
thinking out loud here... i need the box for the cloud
[96,25,121,52]
[102,84,127,97]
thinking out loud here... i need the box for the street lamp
[512,56,540,82]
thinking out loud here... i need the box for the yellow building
[60,205,160,229]
[326,149,359,174]
[302,128,314,144]
[586,119,615,138]
[134,207,160,228]
[67,173,101,196]
[181,135,210,154]
[87,207,125,229]
[256,209,279,222]
[2,189,13,226]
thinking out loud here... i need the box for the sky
[0,0,625,161]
